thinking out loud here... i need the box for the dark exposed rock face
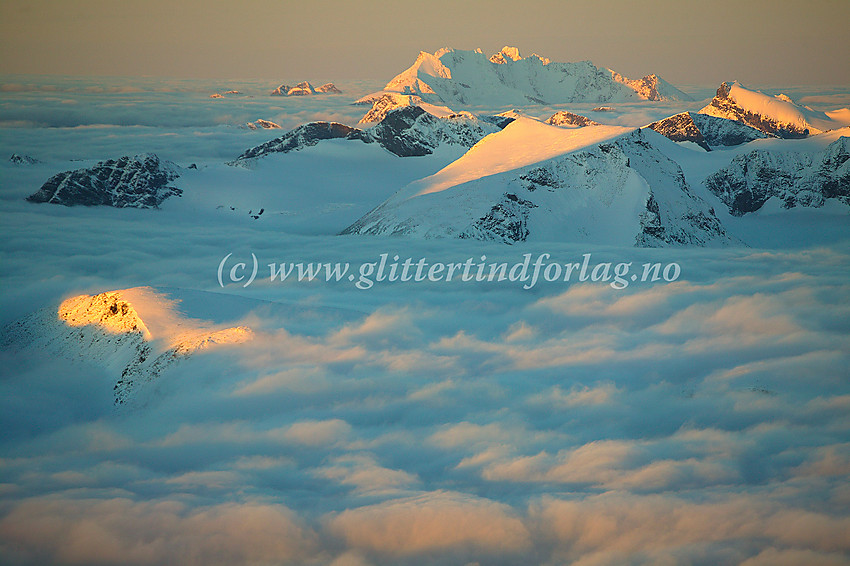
[229,107,500,164]
[612,131,732,247]
[367,106,440,157]
[27,154,181,208]
[229,122,363,164]
[701,82,810,139]
[481,115,516,129]
[704,137,850,216]
[647,112,768,151]
[647,112,710,150]
[692,113,770,146]
[461,193,537,243]
[546,111,600,128]
[367,106,498,157]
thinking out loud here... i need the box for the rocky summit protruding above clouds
[705,136,850,216]
[228,106,504,165]
[546,111,600,128]
[228,122,365,164]
[1,287,252,405]
[341,120,734,247]
[368,106,501,157]
[357,46,692,108]
[698,82,844,139]
[358,93,426,124]
[26,154,182,208]
[9,153,41,165]
[271,81,342,96]
[243,119,282,130]
[647,111,769,151]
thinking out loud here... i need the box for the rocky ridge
[26,154,182,208]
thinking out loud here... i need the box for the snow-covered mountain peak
[59,287,252,352]
[405,118,636,200]
[698,81,840,138]
[609,72,684,102]
[358,92,458,124]
[342,126,734,246]
[489,46,522,64]
[4,287,253,405]
[59,291,152,340]
[367,46,690,107]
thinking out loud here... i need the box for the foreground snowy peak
[27,154,181,208]
[342,121,733,247]
[705,134,850,215]
[362,46,690,107]
[647,111,769,151]
[1,287,252,405]
[698,82,840,138]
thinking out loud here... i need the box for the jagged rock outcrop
[546,111,600,127]
[647,111,769,151]
[358,93,425,124]
[271,81,341,96]
[244,119,282,130]
[228,122,365,165]
[704,136,850,215]
[9,153,40,165]
[461,193,538,243]
[315,83,342,94]
[366,106,498,157]
[609,71,687,102]
[26,154,181,208]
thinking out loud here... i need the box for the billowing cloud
[325,491,531,558]
[0,498,320,566]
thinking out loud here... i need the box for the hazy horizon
[2,0,849,86]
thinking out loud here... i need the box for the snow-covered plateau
[1,71,849,566]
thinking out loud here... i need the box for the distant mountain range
[271,81,341,96]
[357,46,692,107]
[22,68,850,248]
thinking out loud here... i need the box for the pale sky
[1,0,848,86]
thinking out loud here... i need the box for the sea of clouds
[1,75,848,566]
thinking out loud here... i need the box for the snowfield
[1,73,849,566]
